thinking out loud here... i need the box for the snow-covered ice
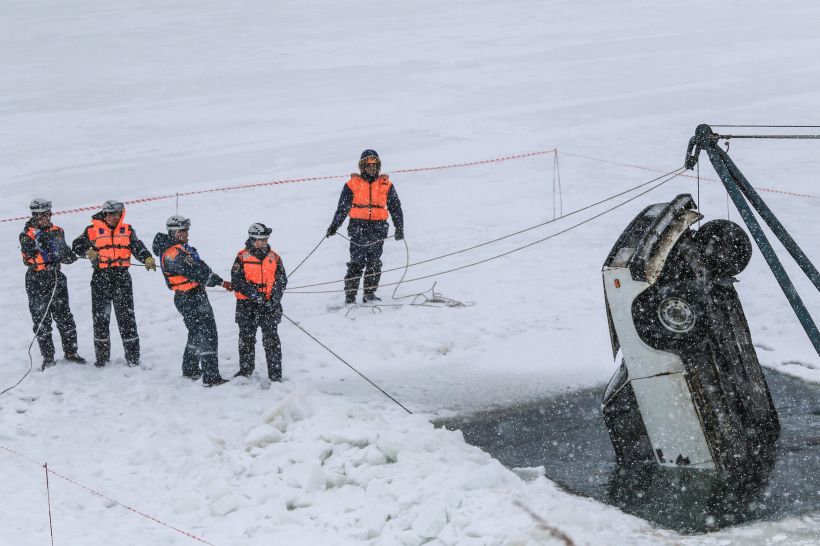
[2,0,820,544]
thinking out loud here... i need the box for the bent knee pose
[153,215,231,387]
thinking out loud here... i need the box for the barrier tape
[2,147,814,224]
[0,444,219,546]
[559,151,819,200]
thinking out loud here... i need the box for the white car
[601,194,779,471]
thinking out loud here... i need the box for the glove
[222,281,234,291]
[394,228,404,241]
[143,256,157,271]
[326,226,337,238]
[86,249,99,261]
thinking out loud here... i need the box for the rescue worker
[19,198,86,369]
[152,215,230,387]
[230,223,287,381]
[72,200,156,368]
[326,149,404,304]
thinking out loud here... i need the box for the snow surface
[2,0,820,544]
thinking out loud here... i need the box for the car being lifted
[601,193,779,471]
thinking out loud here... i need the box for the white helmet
[29,197,52,213]
[166,215,191,231]
[248,223,272,239]
[101,200,124,213]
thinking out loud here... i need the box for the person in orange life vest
[230,223,287,381]
[325,149,404,304]
[19,198,86,370]
[72,200,156,368]
[152,215,232,387]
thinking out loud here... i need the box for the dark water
[436,369,820,533]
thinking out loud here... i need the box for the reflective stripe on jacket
[234,248,279,300]
[161,244,199,291]
[22,226,62,271]
[88,219,132,268]
[347,174,392,221]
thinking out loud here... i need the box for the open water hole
[436,369,820,533]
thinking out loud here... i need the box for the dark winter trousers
[344,219,388,301]
[173,288,221,382]
[91,268,139,365]
[236,300,282,380]
[25,268,78,359]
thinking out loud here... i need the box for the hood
[92,207,127,228]
[152,232,176,257]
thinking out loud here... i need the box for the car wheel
[633,280,709,351]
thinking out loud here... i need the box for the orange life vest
[87,218,132,268]
[234,248,279,301]
[22,225,62,272]
[347,174,392,221]
[161,244,199,292]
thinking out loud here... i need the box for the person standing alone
[72,200,156,367]
[326,150,404,304]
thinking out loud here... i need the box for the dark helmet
[101,200,124,213]
[248,222,272,240]
[166,215,191,232]
[29,197,52,214]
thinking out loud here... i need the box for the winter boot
[233,368,253,378]
[123,338,140,367]
[64,353,87,364]
[344,262,364,304]
[41,356,56,371]
[94,338,111,367]
[363,265,382,298]
[37,334,55,365]
[363,292,381,303]
[203,376,229,387]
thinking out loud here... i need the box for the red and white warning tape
[1,147,814,224]
[0,444,219,546]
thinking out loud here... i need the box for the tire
[632,280,710,352]
[694,220,752,277]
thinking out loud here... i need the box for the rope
[390,148,556,174]
[560,150,818,200]
[289,168,685,294]
[0,265,61,399]
[287,167,685,292]
[0,445,219,546]
[513,500,575,546]
[282,314,413,414]
[716,134,820,140]
[2,146,814,225]
[387,239,471,307]
[45,462,55,546]
[303,234,469,318]
[697,162,701,228]
[711,125,820,128]
[288,235,327,279]
[552,151,564,218]
[0,149,557,224]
